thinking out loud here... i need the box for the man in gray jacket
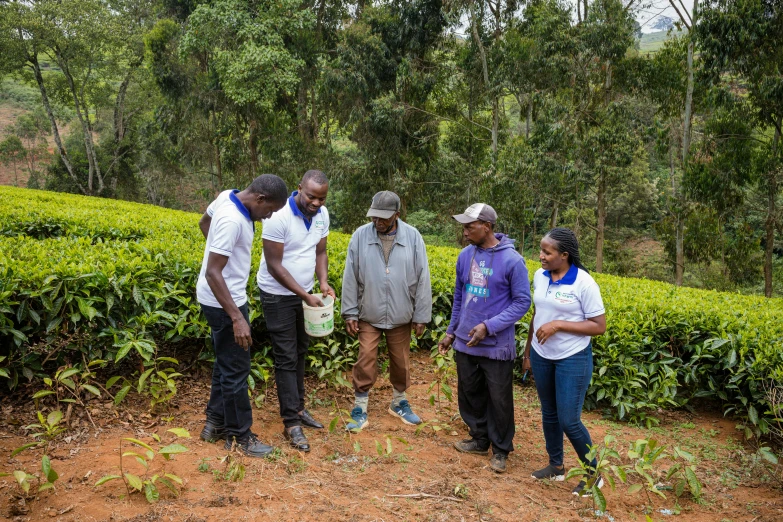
[341,191,432,430]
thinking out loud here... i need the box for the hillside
[639,29,684,54]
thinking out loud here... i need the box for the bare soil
[1,353,781,522]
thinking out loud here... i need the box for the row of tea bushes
[1,186,781,433]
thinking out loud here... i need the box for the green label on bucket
[305,318,334,336]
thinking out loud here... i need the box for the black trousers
[259,290,309,428]
[455,350,515,456]
[202,303,253,439]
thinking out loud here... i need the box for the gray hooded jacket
[341,220,432,329]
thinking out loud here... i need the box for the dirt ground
[1,353,781,522]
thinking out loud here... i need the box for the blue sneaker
[345,407,368,431]
[388,400,422,425]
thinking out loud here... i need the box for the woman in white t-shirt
[522,228,606,498]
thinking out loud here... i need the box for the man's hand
[304,293,325,308]
[346,319,359,337]
[232,316,253,350]
[437,334,454,356]
[535,321,560,345]
[413,323,426,338]
[320,283,336,300]
[466,322,488,347]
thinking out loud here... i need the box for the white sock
[392,389,406,407]
[354,394,369,413]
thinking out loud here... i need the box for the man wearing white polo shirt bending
[197,174,288,458]
[257,169,335,452]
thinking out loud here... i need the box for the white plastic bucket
[302,295,334,337]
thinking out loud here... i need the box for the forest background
[1,0,781,298]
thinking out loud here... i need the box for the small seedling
[95,428,190,503]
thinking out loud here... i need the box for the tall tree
[695,0,783,296]
[0,0,155,195]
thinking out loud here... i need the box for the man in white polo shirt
[257,169,335,452]
[197,174,288,458]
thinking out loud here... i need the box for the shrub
[1,186,782,435]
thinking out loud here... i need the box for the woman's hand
[521,356,532,372]
[535,320,561,345]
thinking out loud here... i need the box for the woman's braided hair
[544,227,588,273]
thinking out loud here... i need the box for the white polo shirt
[205,189,233,218]
[256,194,329,295]
[196,190,255,308]
[531,264,605,360]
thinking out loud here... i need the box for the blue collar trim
[289,191,320,231]
[543,263,578,285]
[229,189,254,231]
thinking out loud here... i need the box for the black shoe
[299,409,324,429]
[531,463,566,481]
[224,433,275,458]
[200,421,226,443]
[453,438,490,455]
[489,453,507,473]
[283,426,310,452]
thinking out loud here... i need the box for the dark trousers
[455,350,515,456]
[530,344,595,468]
[260,290,309,428]
[202,303,252,439]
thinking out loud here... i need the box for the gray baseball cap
[452,203,498,224]
[366,191,401,219]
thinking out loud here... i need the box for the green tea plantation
[1,186,781,434]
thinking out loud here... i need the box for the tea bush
[1,186,781,434]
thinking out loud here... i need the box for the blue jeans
[530,344,596,468]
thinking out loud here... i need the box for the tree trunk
[311,85,319,143]
[30,53,84,193]
[110,68,134,183]
[531,204,539,254]
[682,40,694,163]
[248,118,258,177]
[56,51,102,194]
[297,81,309,141]
[605,60,612,105]
[492,96,499,159]
[675,209,685,285]
[668,118,684,285]
[764,122,781,297]
[583,0,589,20]
[549,201,559,229]
[596,169,606,273]
[526,99,532,140]
[470,9,495,158]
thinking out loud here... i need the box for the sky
[633,0,696,33]
[449,1,698,40]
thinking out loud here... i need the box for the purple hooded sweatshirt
[446,234,531,361]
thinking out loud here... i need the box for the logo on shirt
[467,259,491,298]
[314,219,325,229]
[554,291,577,304]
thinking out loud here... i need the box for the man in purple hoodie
[437,203,531,473]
